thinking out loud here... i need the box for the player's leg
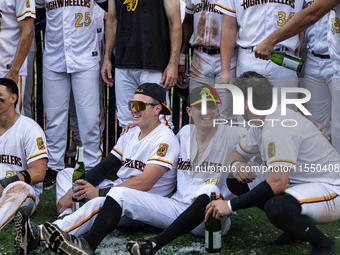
[331,77,340,154]
[115,68,140,127]
[265,183,340,254]
[43,67,72,189]
[71,63,103,171]
[139,69,174,129]
[127,184,231,255]
[23,39,35,118]
[0,182,37,230]
[301,52,333,134]
[83,186,183,251]
[66,93,82,158]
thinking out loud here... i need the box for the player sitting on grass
[123,87,261,255]
[205,71,340,255]
[13,83,178,255]
[0,78,47,248]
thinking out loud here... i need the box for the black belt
[312,51,330,59]
[195,46,220,55]
[240,46,289,52]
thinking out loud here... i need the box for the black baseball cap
[188,86,220,106]
[134,83,172,115]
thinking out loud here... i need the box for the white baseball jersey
[215,0,304,52]
[328,5,340,76]
[172,124,247,204]
[0,115,48,203]
[0,0,35,77]
[304,1,330,56]
[35,0,105,73]
[236,107,340,194]
[111,123,179,197]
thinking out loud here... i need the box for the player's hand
[120,123,135,136]
[4,70,19,85]
[231,162,257,184]
[73,180,99,200]
[101,58,114,87]
[57,189,76,215]
[177,64,187,87]
[218,72,233,86]
[254,39,275,60]
[161,63,178,91]
[205,200,231,221]
[312,120,330,141]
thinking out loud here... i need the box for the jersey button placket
[64,7,72,72]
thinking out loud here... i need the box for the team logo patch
[123,0,138,11]
[26,0,30,8]
[157,144,168,157]
[268,142,275,159]
[37,137,45,150]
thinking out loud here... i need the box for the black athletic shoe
[43,169,57,191]
[14,207,40,255]
[42,222,94,255]
[126,240,156,255]
[309,241,336,255]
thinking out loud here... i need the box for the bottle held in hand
[270,51,304,73]
[205,192,222,253]
[72,146,86,202]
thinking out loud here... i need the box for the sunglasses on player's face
[128,100,159,111]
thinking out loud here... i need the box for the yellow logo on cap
[136,89,143,93]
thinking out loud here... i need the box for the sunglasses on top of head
[128,101,159,111]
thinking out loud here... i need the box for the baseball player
[0,0,35,115]
[178,0,238,121]
[254,0,340,155]
[35,0,107,190]
[0,78,47,247]
[215,0,304,109]
[14,83,179,255]
[206,72,340,255]
[101,0,182,129]
[300,1,333,136]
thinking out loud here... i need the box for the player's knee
[226,174,250,196]
[107,187,132,207]
[264,194,301,229]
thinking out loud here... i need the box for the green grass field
[1,187,340,255]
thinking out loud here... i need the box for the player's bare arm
[114,164,168,191]
[218,14,237,85]
[254,0,340,60]
[101,0,117,87]
[177,13,193,86]
[17,158,47,185]
[161,0,181,91]
[5,17,34,84]
[226,147,256,183]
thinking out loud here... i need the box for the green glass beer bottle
[72,146,86,202]
[270,51,305,73]
[205,192,222,253]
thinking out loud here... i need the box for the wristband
[0,175,20,188]
[98,187,111,197]
[227,200,233,213]
[20,170,31,185]
[230,160,241,169]
[179,53,186,65]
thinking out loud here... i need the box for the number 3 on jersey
[75,12,91,27]
[331,17,340,34]
[277,11,294,26]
